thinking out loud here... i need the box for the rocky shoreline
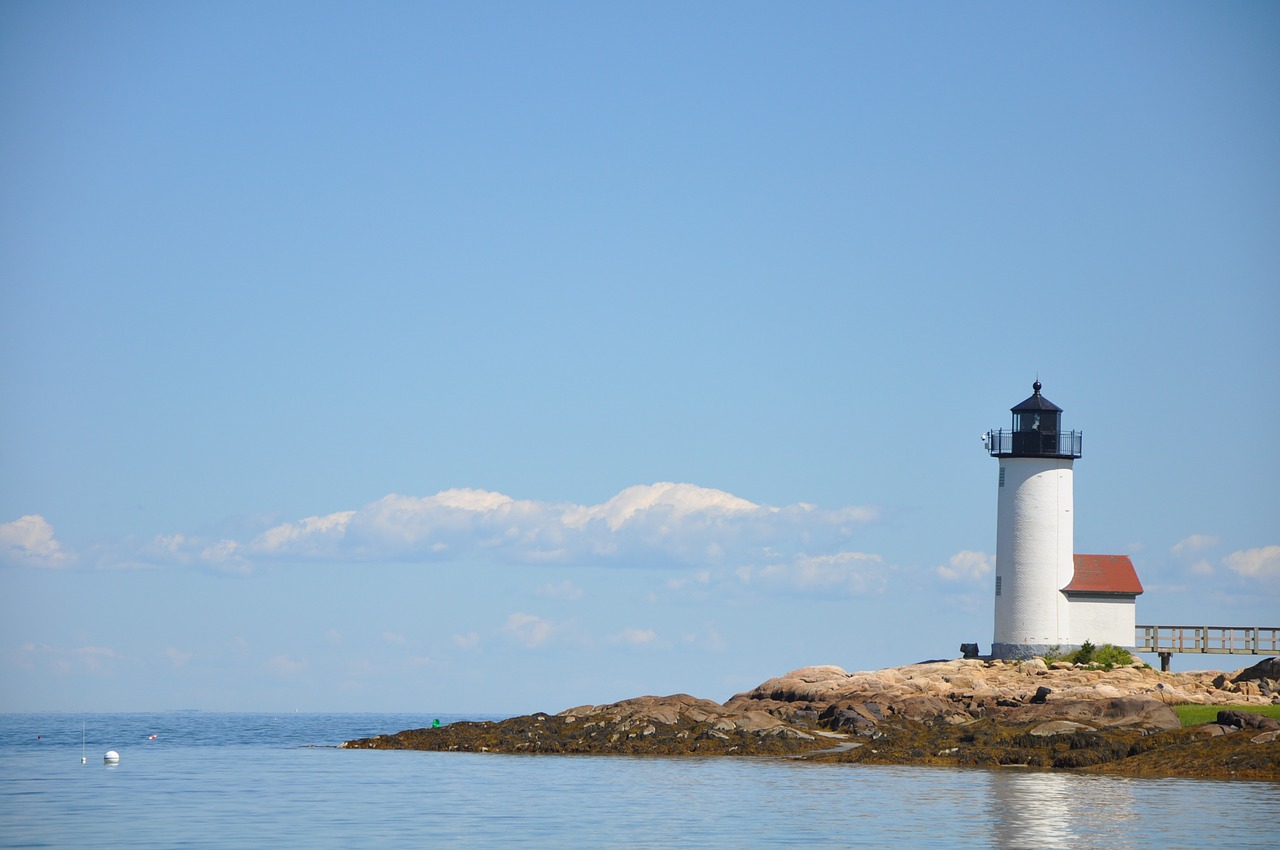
[343,656,1280,781]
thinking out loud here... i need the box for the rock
[1000,696,1180,733]
[343,657,1278,779]
[1231,657,1280,684]
[1250,730,1280,744]
[1216,710,1280,731]
[1195,724,1230,738]
[891,694,967,724]
[818,701,886,735]
[1030,720,1096,737]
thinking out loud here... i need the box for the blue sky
[2,2,1277,713]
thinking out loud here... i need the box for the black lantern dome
[985,380,1082,458]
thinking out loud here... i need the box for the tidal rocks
[344,693,825,757]
[997,696,1179,732]
[343,657,1280,779]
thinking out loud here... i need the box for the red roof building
[1062,554,1144,596]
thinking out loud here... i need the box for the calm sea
[1,712,1276,849]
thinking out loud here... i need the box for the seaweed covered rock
[343,693,829,756]
[341,657,1280,779]
[993,696,1180,733]
[1216,709,1280,732]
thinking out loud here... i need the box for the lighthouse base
[991,642,1076,661]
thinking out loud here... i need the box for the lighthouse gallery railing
[985,429,1083,458]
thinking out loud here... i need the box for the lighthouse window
[999,467,1006,487]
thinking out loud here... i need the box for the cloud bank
[40,482,875,573]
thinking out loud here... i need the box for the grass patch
[1174,704,1280,727]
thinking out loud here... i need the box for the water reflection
[987,770,1139,849]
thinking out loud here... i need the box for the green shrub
[1058,641,1133,670]
[1091,644,1134,670]
[1073,640,1096,665]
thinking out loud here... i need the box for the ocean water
[1,713,1276,849]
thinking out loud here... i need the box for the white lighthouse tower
[986,381,1084,659]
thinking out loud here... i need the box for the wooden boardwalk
[1135,625,1280,671]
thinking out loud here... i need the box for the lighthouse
[983,381,1142,659]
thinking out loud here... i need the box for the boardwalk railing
[1135,625,1279,670]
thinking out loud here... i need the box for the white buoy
[103,750,119,764]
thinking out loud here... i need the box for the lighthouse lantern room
[984,381,1140,660]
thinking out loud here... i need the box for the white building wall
[994,457,1075,652]
[1066,596,1137,649]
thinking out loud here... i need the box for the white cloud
[382,631,406,645]
[252,511,355,556]
[1223,546,1280,579]
[936,550,993,582]
[1190,560,1214,576]
[609,627,657,646]
[666,569,711,590]
[503,612,556,648]
[164,647,192,667]
[537,580,584,600]
[682,624,728,652]
[739,552,886,595]
[94,482,879,572]
[199,539,250,573]
[126,533,250,573]
[1172,534,1220,556]
[561,482,759,532]
[0,515,73,568]
[452,631,481,650]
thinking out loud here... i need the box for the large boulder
[1231,657,1280,683]
[818,700,887,735]
[997,696,1180,732]
[1216,709,1280,732]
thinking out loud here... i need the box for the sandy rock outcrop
[727,657,1278,731]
